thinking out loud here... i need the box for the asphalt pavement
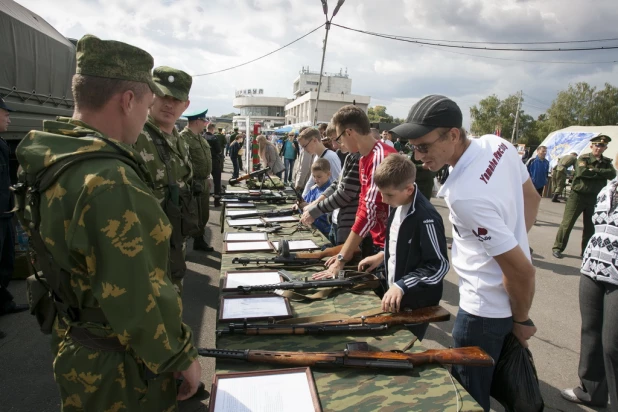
[0,162,609,412]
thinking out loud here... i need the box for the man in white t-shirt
[391,95,541,412]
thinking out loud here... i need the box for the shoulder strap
[144,123,175,189]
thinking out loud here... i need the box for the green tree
[545,82,596,129]
[590,83,618,125]
[470,94,521,139]
[220,112,238,119]
[367,105,394,123]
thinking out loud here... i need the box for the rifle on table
[228,167,271,185]
[216,305,450,336]
[228,208,298,220]
[222,195,294,205]
[198,341,494,369]
[232,256,324,267]
[277,241,359,260]
[222,271,380,293]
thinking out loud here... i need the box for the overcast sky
[14,0,618,128]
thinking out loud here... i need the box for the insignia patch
[168,75,175,83]
[579,161,586,167]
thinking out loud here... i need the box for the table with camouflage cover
[214,188,482,411]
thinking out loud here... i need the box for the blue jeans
[328,222,338,246]
[284,158,295,183]
[231,157,240,179]
[451,308,513,412]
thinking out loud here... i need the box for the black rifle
[232,256,323,267]
[228,167,271,185]
[222,272,379,293]
[228,208,298,220]
[222,195,294,205]
[216,306,451,336]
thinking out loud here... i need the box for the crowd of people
[0,33,616,412]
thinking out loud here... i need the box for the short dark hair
[299,128,320,142]
[318,123,328,132]
[207,123,215,130]
[311,158,331,173]
[325,123,336,138]
[72,74,151,111]
[331,105,371,135]
[374,154,416,190]
[537,145,547,152]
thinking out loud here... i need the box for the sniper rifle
[216,305,451,336]
[198,341,494,369]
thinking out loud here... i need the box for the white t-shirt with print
[437,135,531,318]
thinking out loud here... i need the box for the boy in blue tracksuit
[358,154,449,339]
[297,158,332,236]
[526,145,550,196]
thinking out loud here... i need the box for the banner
[543,131,598,168]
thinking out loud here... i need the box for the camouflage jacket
[572,152,616,196]
[180,127,211,180]
[15,118,197,374]
[555,153,577,171]
[134,117,192,203]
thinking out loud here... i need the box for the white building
[232,88,292,131]
[285,67,370,125]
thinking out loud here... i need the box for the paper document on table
[262,215,298,223]
[225,209,258,217]
[224,189,249,194]
[271,240,319,251]
[225,202,255,208]
[225,241,273,252]
[213,370,319,412]
[225,232,267,242]
[226,272,282,288]
[227,218,263,227]
[221,296,289,320]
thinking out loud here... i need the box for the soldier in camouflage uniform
[215,127,227,170]
[551,152,578,202]
[133,66,199,291]
[180,110,214,252]
[553,135,616,259]
[15,34,201,411]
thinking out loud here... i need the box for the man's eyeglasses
[300,138,313,149]
[410,129,451,154]
[336,128,349,143]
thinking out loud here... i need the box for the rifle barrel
[217,323,389,335]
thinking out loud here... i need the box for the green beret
[76,34,163,97]
[153,66,192,101]
[591,134,612,144]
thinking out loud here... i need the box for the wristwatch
[336,253,345,263]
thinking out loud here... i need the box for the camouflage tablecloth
[213,191,482,411]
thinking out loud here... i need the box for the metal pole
[511,90,522,143]
[313,21,331,126]
[245,116,251,171]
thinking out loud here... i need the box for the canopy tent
[537,125,618,168]
[273,125,294,134]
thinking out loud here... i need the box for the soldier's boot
[551,193,560,203]
[214,196,221,208]
[193,237,214,252]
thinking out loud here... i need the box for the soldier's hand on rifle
[358,252,384,272]
[176,359,202,401]
[301,210,315,226]
[381,287,404,313]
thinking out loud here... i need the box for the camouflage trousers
[194,179,210,237]
[52,325,178,411]
[552,169,567,195]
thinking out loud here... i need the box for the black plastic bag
[490,333,545,412]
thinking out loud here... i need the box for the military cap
[591,134,611,144]
[153,66,192,101]
[0,97,14,112]
[76,34,163,97]
[234,127,239,131]
[184,108,208,121]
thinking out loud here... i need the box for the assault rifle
[228,167,271,185]
[228,208,298,220]
[222,195,295,205]
[199,341,494,369]
[216,305,450,336]
[231,244,359,267]
[222,271,380,293]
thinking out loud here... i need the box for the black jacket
[0,137,14,218]
[383,185,449,309]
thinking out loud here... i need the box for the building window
[306,81,319,85]
[239,106,285,117]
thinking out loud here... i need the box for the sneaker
[552,250,563,259]
[560,388,607,407]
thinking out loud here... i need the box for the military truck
[1,0,76,181]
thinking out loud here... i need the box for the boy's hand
[358,254,382,272]
[381,287,404,313]
[301,211,315,226]
[312,259,342,279]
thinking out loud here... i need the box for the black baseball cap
[391,95,462,140]
[0,97,14,112]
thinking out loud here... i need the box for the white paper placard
[225,209,258,217]
[271,240,319,251]
[225,202,255,208]
[226,272,282,288]
[249,189,271,194]
[226,241,273,252]
[213,371,317,412]
[262,215,299,223]
[227,218,263,227]
[225,232,268,242]
[222,296,289,319]
[225,189,249,194]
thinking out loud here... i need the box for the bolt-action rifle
[228,208,298,220]
[222,271,380,293]
[216,305,450,336]
[231,243,359,267]
[228,167,271,185]
[198,341,494,369]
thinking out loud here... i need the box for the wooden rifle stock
[293,244,360,260]
[320,305,450,326]
[198,344,494,369]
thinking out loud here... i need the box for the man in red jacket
[314,105,396,279]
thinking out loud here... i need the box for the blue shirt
[283,140,296,160]
[303,178,332,236]
[527,157,550,189]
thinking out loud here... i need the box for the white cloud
[12,0,618,127]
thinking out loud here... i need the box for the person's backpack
[13,144,149,334]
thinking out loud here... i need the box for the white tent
[537,125,618,168]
